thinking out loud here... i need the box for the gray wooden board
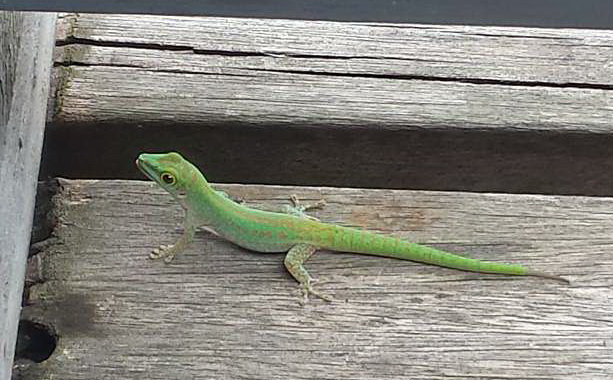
[22,179,613,379]
[0,11,57,380]
[53,14,613,132]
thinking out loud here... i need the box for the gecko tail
[524,270,570,284]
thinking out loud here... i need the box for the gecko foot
[286,195,326,221]
[149,225,194,263]
[299,279,333,304]
[290,194,326,211]
[150,244,179,263]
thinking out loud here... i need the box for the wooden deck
[15,12,613,380]
[22,179,613,379]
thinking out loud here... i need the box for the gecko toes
[299,280,334,304]
[150,244,171,259]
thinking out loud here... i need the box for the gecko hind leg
[284,194,326,221]
[284,244,333,303]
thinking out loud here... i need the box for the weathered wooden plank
[57,14,613,85]
[0,11,57,380]
[54,64,613,132]
[22,179,613,379]
[53,14,613,132]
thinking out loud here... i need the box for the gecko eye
[160,172,176,185]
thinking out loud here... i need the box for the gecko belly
[202,225,294,253]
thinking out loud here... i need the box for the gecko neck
[187,180,237,222]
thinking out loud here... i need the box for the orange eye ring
[161,172,175,185]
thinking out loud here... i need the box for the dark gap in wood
[30,180,59,247]
[56,37,439,61]
[14,320,57,363]
[198,51,441,62]
[244,67,613,90]
[53,60,254,77]
[53,60,141,69]
[57,36,271,57]
[56,36,194,51]
[39,122,613,196]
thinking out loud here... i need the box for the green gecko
[136,152,569,301]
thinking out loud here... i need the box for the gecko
[136,152,568,301]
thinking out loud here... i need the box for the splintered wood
[23,179,613,379]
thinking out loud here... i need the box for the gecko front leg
[150,211,197,263]
[216,190,244,204]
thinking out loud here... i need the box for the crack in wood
[53,60,254,77]
[242,67,613,90]
[54,37,613,90]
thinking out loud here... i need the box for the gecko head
[136,152,208,205]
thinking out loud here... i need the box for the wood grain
[0,11,56,379]
[53,14,613,132]
[56,14,613,84]
[22,179,613,379]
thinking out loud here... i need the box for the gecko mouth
[135,157,158,182]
